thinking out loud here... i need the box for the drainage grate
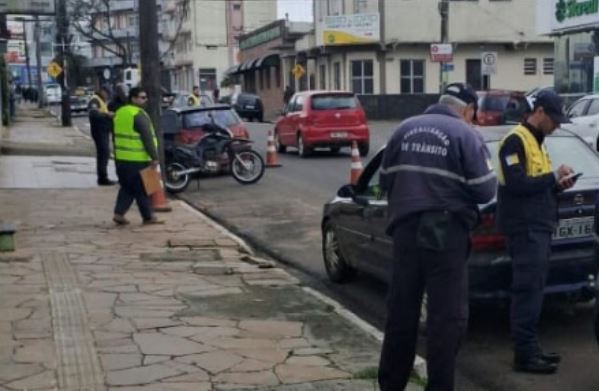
[43,253,104,390]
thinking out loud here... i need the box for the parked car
[160,104,250,145]
[563,94,599,148]
[273,91,370,157]
[44,84,62,104]
[170,91,213,108]
[322,126,599,302]
[476,90,530,126]
[232,93,264,122]
[69,94,89,115]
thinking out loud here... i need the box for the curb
[177,195,428,381]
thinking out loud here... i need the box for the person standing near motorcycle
[112,87,163,226]
[89,87,116,186]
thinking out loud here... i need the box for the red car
[160,105,250,145]
[274,91,370,157]
[476,90,530,126]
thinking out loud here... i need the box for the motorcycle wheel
[231,150,265,185]
[165,162,190,193]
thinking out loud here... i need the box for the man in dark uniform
[88,87,115,185]
[497,90,576,374]
[378,83,497,391]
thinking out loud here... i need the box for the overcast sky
[277,0,313,22]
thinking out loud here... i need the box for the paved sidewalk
[0,106,426,390]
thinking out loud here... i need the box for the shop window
[400,59,425,94]
[334,62,341,90]
[543,58,554,75]
[354,0,369,13]
[351,59,374,95]
[319,65,326,90]
[199,68,216,91]
[524,58,537,75]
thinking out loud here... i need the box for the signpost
[430,43,453,63]
[47,61,62,79]
[292,64,305,79]
[481,52,498,75]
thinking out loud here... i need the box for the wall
[243,0,278,33]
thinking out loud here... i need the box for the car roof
[477,89,525,97]
[167,104,232,114]
[297,90,354,96]
[477,125,577,142]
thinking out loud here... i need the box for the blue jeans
[113,161,153,221]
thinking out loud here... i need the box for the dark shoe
[112,214,130,225]
[142,217,164,225]
[514,356,558,374]
[539,351,561,364]
[98,179,116,186]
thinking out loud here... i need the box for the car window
[183,109,240,128]
[287,96,297,112]
[587,99,599,116]
[487,136,599,178]
[295,96,305,112]
[568,100,590,118]
[357,152,385,200]
[311,94,358,110]
[503,97,530,124]
[479,95,509,112]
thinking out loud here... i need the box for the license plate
[552,217,594,240]
[331,132,348,138]
[245,105,255,109]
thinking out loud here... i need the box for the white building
[164,0,277,93]
[294,0,553,95]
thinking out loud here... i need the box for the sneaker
[112,214,130,225]
[142,217,165,225]
[98,179,117,186]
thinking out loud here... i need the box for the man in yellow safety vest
[112,87,163,226]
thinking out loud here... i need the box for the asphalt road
[67,107,599,390]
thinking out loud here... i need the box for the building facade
[292,0,553,96]
[537,0,599,94]
[165,0,277,94]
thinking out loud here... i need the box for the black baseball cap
[443,82,479,108]
[534,90,571,124]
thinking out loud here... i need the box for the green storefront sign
[556,0,599,23]
[239,25,282,50]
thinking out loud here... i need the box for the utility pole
[34,16,45,108]
[438,0,449,93]
[138,0,164,163]
[56,0,71,126]
[21,19,32,89]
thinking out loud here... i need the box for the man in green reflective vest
[112,87,162,225]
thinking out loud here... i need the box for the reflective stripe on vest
[91,94,109,113]
[113,105,158,162]
[497,124,552,185]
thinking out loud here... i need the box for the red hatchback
[274,91,370,157]
[476,90,530,126]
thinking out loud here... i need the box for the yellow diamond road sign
[47,62,62,79]
[292,64,305,79]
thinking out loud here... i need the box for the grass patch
[353,366,378,379]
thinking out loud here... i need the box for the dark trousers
[379,214,470,391]
[91,127,111,182]
[114,162,153,221]
[508,230,551,358]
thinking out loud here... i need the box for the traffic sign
[292,64,305,79]
[47,61,62,79]
[430,43,453,63]
[481,52,497,75]
[441,63,454,72]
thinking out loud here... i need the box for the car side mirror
[337,184,356,198]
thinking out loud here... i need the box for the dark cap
[534,90,571,124]
[442,83,479,108]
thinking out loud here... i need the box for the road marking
[43,253,104,390]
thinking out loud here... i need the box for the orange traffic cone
[350,141,363,185]
[151,165,172,212]
[266,130,282,168]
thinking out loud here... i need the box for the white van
[123,67,140,90]
[45,84,62,104]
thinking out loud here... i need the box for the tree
[67,0,190,68]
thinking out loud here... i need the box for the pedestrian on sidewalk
[378,83,497,391]
[112,87,163,226]
[496,90,575,374]
[88,87,116,186]
[108,83,128,113]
